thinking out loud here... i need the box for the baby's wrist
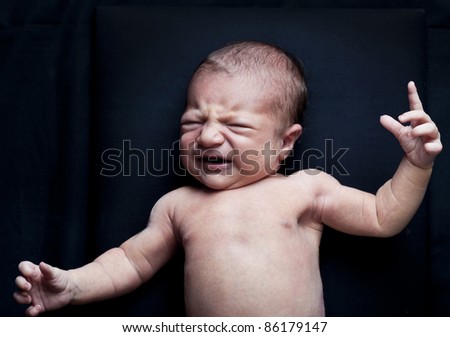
[401,157,434,183]
[404,156,434,171]
[67,269,81,304]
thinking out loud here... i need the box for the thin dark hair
[188,41,308,127]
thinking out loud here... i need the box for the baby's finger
[25,304,43,317]
[13,291,32,304]
[398,110,431,125]
[15,275,31,291]
[380,114,405,139]
[18,261,38,278]
[424,140,443,154]
[411,122,440,139]
[408,81,424,111]
[39,262,56,279]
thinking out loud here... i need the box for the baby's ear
[279,124,302,161]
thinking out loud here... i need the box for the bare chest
[173,184,324,316]
[175,184,321,255]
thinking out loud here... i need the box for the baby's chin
[193,172,270,191]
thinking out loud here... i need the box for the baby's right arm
[14,194,179,316]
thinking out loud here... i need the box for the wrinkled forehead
[185,70,287,132]
[187,71,273,118]
[187,69,274,105]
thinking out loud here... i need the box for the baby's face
[180,72,292,190]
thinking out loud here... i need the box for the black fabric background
[1,0,449,317]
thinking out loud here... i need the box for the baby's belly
[183,240,325,316]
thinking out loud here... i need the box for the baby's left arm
[316,82,442,237]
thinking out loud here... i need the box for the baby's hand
[380,81,442,169]
[13,261,73,316]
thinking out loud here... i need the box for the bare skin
[14,77,441,316]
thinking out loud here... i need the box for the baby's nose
[196,122,225,148]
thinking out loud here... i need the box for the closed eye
[227,123,253,132]
[181,120,202,126]
[180,109,204,128]
[181,120,203,131]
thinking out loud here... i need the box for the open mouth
[202,156,232,164]
[197,155,233,171]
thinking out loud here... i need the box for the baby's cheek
[238,152,261,176]
[238,152,278,177]
[179,134,195,152]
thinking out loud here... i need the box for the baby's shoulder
[285,169,341,193]
[157,185,202,204]
[287,169,333,184]
[150,185,203,221]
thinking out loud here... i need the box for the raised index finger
[408,81,423,111]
